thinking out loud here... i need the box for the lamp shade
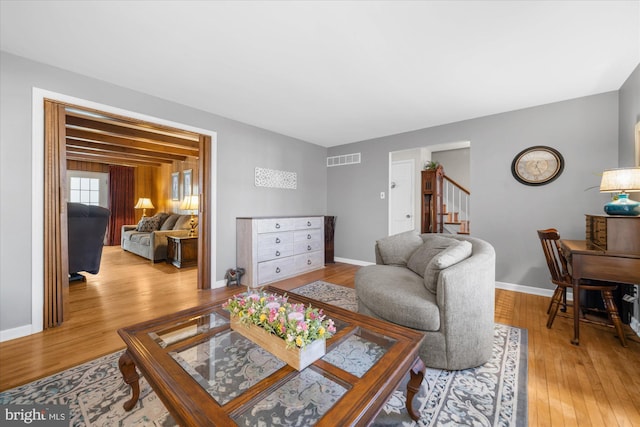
[599,167,640,192]
[134,198,154,209]
[180,195,199,211]
[599,167,640,216]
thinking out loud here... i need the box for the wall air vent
[327,152,361,167]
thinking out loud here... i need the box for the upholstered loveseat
[355,231,495,370]
[121,212,196,262]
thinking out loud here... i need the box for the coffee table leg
[406,358,425,421]
[118,350,141,411]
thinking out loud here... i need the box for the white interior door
[389,160,415,235]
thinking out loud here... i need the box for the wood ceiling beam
[66,153,163,168]
[65,128,199,157]
[66,138,188,162]
[66,114,200,149]
[66,149,165,167]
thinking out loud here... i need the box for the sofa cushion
[407,235,460,277]
[160,214,180,231]
[376,230,424,266]
[136,216,161,232]
[153,212,170,228]
[423,240,472,294]
[355,265,440,331]
[128,232,151,246]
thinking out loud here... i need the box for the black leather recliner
[67,203,110,281]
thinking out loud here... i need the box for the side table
[167,235,198,268]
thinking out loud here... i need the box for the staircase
[421,165,470,235]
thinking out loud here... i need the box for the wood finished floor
[1,246,639,426]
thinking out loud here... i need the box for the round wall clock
[511,146,564,186]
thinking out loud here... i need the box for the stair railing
[421,165,471,234]
[442,175,470,234]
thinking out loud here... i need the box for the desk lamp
[599,167,640,216]
[134,197,154,217]
[180,195,199,237]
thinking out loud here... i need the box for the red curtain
[106,165,135,246]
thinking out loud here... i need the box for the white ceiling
[1,1,639,147]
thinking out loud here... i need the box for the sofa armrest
[436,242,495,368]
[122,224,137,232]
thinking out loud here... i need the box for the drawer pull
[275,251,281,257]
[307,221,312,226]
[276,267,281,274]
[307,234,312,240]
[307,260,312,265]
[275,237,281,244]
[275,223,280,229]
[307,245,312,251]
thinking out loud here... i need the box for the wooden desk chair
[537,228,627,347]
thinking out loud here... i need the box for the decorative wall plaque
[255,167,297,190]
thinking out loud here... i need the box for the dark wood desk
[559,239,640,345]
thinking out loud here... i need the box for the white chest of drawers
[236,216,325,288]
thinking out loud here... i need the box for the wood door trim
[43,101,69,327]
[198,134,212,289]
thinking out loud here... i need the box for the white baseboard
[495,281,557,298]
[213,279,227,289]
[0,324,35,343]
[334,257,374,266]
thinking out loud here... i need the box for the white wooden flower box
[230,316,325,371]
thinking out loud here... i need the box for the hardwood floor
[1,246,639,426]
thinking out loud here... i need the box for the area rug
[0,281,527,426]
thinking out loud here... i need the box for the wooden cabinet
[585,214,640,254]
[237,216,325,287]
[167,236,198,268]
[421,167,444,233]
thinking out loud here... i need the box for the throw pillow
[406,235,459,277]
[153,212,170,228]
[423,240,472,294]
[160,214,180,230]
[376,230,424,266]
[136,216,161,232]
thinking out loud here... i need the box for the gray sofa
[121,212,196,262]
[355,231,495,370]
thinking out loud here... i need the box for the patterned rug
[0,281,527,426]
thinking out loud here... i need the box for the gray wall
[618,63,640,166]
[328,93,619,290]
[0,52,327,332]
[432,147,470,190]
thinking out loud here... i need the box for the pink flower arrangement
[223,291,336,349]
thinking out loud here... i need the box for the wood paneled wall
[67,160,109,173]
[164,158,199,214]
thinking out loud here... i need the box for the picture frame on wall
[184,169,192,196]
[171,172,180,201]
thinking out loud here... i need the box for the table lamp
[134,197,154,217]
[180,195,199,237]
[599,167,640,216]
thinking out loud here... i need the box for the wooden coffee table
[117,286,426,426]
